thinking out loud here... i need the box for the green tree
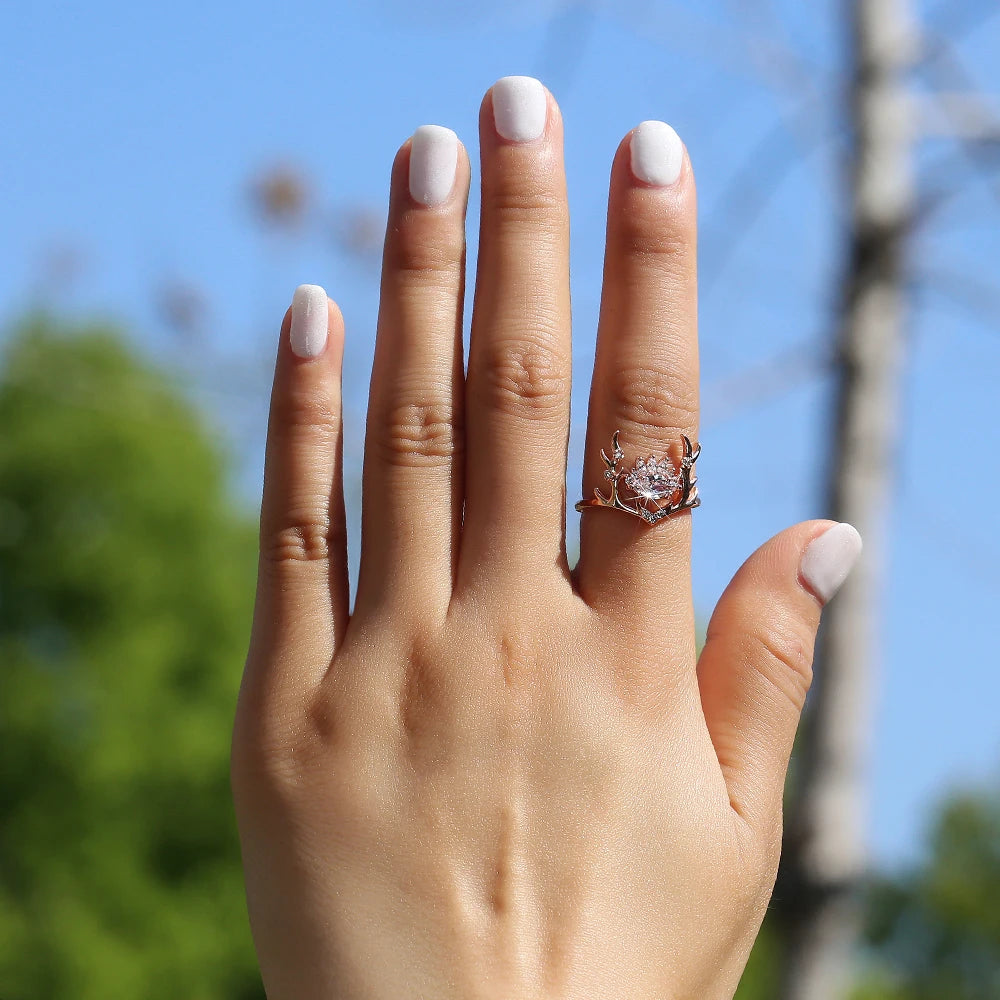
[853,788,1000,1000]
[0,315,263,999]
[734,783,1000,1000]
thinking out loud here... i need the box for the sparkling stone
[623,456,682,501]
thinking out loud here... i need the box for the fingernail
[630,120,684,187]
[290,284,328,359]
[800,523,863,603]
[409,125,459,207]
[492,76,547,142]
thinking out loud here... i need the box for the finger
[575,121,698,634]
[460,76,573,581]
[248,285,348,697]
[697,521,863,830]
[355,126,470,619]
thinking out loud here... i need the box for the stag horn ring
[575,430,701,525]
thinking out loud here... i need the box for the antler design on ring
[575,430,701,524]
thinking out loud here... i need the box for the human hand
[230,76,862,1000]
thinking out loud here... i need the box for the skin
[231,84,838,1000]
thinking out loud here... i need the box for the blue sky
[2,0,998,870]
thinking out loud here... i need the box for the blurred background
[1,1,998,997]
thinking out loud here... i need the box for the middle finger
[575,121,700,633]
[460,77,573,585]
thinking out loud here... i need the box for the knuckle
[373,399,460,467]
[746,627,815,712]
[398,636,455,745]
[231,724,293,796]
[478,336,570,418]
[232,725,328,807]
[486,187,566,231]
[272,383,342,437]
[614,212,694,267]
[231,679,355,799]
[611,364,699,437]
[262,516,332,565]
[230,697,307,798]
[384,223,464,288]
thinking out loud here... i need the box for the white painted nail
[409,125,459,207]
[630,120,684,187]
[492,76,547,142]
[289,284,328,359]
[800,523,863,603]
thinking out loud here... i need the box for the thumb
[697,520,863,830]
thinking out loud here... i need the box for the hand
[230,76,862,1000]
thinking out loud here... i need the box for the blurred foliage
[735,786,1000,999]
[853,790,1000,999]
[0,315,263,999]
[248,164,310,230]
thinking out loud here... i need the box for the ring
[575,430,701,525]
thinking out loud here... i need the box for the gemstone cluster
[575,430,701,525]
[624,455,682,502]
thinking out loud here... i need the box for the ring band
[575,430,701,525]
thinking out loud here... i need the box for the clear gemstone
[623,456,681,501]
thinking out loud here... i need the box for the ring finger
[575,121,700,643]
